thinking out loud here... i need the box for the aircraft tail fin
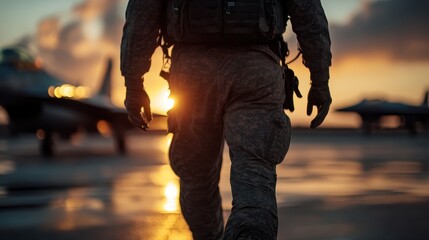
[97,58,113,99]
[422,90,429,108]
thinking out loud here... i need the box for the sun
[159,90,175,113]
[164,92,175,111]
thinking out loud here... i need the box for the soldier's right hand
[124,87,152,131]
[306,71,332,129]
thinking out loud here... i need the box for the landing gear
[40,131,54,157]
[362,120,373,135]
[404,117,417,135]
[113,126,126,155]
[360,115,380,135]
[115,133,126,154]
[37,127,127,156]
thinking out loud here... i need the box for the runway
[0,129,428,239]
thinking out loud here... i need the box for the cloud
[27,0,126,89]
[36,16,60,50]
[330,0,429,61]
[74,0,122,20]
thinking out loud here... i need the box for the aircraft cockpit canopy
[0,47,42,71]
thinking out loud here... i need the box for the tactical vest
[163,0,286,44]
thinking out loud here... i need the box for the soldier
[121,0,332,239]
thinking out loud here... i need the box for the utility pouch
[283,66,302,112]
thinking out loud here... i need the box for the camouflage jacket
[120,0,332,89]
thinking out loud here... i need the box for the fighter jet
[336,91,429,134]
[0,47,150,156]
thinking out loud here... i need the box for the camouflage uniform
[121,1,331,239]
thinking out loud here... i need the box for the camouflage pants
[168,44,291,240]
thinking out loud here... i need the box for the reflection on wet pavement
[276,132,429,208]
[163,181,180,212]
[0,160,14,175]
[112,165,180,215]
[0,130,428,239]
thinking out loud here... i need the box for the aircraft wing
[41,95,165,129]
[337,100,429,116]
[4,89,163,132]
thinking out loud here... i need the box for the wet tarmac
[0,129,428,240]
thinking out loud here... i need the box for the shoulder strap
[158,0,174,80]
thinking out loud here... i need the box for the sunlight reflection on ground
[0,130,428,239]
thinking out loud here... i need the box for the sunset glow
[149,89,175,115]
[163,91,175,111]
[1,0,428,128]
[2,2,429,239]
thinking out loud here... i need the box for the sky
[0,0,428,128]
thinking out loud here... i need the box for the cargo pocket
[268,111,291,165]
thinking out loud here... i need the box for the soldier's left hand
[306,71,332,129]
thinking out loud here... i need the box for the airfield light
[54,87,62,98]
[48,86,55,97]
[97,120,112,137]
[49,84,91,99]
[36,129,45,140]
[59,84,75,98]
[75,86,91,98]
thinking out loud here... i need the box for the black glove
[283,67,302,111]
[307,70,332,129]
[124,86,152,131]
